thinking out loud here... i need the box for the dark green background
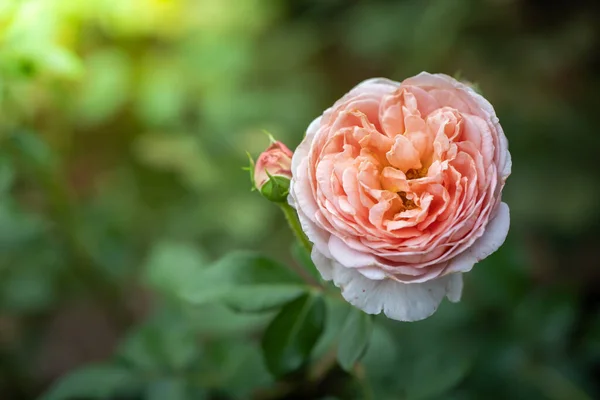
[1,0,599,399]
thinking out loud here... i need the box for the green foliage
[117,312,199,372]
[40,364,140,400]
[145,378,195,400]
[261,293,326,377]
[311,295,352,362]
[197,337,273,397]
[76,49,132,125]
[179,251,308,312]
[8,130,57,170]
[336,308,373,372]
[145,241,208,297]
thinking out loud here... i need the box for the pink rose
[254,141,293,202]
[289,72,511,321]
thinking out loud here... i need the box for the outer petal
[328,235,378,269]
[497,126,512,181]
[444,202,510,274]
[311,247,334,280]
[349,77,401,98]
[329,262,462,322]
[445,273,463,303]
[297,206,332,258]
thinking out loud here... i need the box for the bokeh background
[1,0,600,399]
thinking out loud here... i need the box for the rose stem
[279,202,313,254]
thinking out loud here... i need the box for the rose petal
[445,202,510,274]
[330,263,460,321]
[311,246,334,280]
[445,273,463,302]
[328,235,378,269]
[386,134,421,171]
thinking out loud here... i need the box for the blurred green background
[1,0,599,399]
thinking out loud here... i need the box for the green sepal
[243,151,257,191]
[259,173,290,203]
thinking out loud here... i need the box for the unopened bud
[254,141,293,203]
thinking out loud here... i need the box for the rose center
[405,166,429,180]
[398,191,417,211]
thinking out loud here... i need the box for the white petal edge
[311,246,333,280]
[445,202,510,274]
[445,273,463,303]
[310,247,464,322]
[332,264,462,322]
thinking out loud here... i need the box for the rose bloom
[289,73,511,321]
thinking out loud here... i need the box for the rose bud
[253,141,293,203]
[289,73,511,321]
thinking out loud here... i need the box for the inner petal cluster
[306,82,500,281]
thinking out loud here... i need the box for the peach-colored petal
[444,202,510,274]
[386,134,422,171]
[402,85,440,116]
[380,93,405,136]
[380,167,410,193]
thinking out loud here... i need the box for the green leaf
[261,293,326,377]
[226,342,274,397]
[180,251,308,312]
[145,241,208,296]
[118,326,161,372]
[362,324,402,399]
[39,364,139,400]
[291,241,322,282]
[146,378,194,400]
[117,311,199,372]
[133,133,219,189]
[0,155,14,194]
[311,296,352,362]
[337,307,373,372]
[583,313,600,364]
[41,46,84,78]
[76,49,132,124]
[404,349,471,400]
[1,265,55,312]
[183,303,272,337]
[136,62,185,126]
[9,130,56,170]
[366,314,474,400]
[0,201,46,249]
[196,338,272,395]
